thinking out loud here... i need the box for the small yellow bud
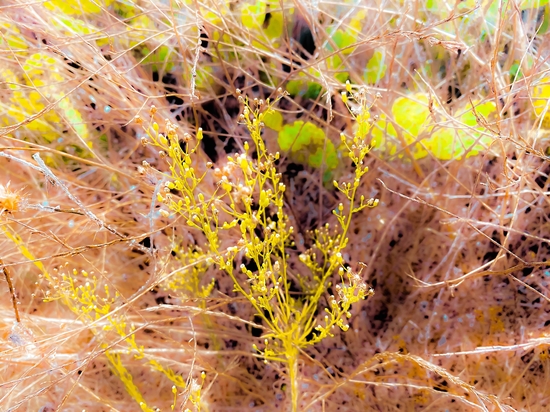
[259,190,269,208]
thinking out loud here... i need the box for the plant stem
[286,347,299,412]
[1,258,20,323]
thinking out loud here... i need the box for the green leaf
[308,142,337,169]
[286,80,303,97]
[330,29,356,54]
[391,94,430,142]
[45,0,114,14]
[323,26,357,82]
[537,5,550,34]
[278,121,317,151]
[286,78,322,98]
[364,50,387,84]
[278,121,338,169]
[486,0,509,27]
[327,55,349,83]
[141,45,174,73]
[522,0,549,8]
[264,11,284,38]
[424,128,462,160]
[0,23,28,50]
[460,101,496,127]
[370,114,397,151]
[425,101,496,160]
[304,82,322,99]
[373,97,496,161]
[241,1,267,29]
[194,65,214,89]
[425,0,437,11]
[53,16,109,46]
[510,62,521,81]
[263,110,283,131]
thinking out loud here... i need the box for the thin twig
[32,153,124,238]
[26,204,84,215]
[1,258,21,323]
[31,153,153,256]
[0,151,44,174]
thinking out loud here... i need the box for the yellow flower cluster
[141,86,379,411]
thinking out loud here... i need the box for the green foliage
[326,54,350,83]
[278,120,338,170]
[532,77,550,128]
[241,0,267,29]
[140,45,175,73]
[263,10,285,39]
[510,62,521,82]
[327,28,356,55]
[392,94,430,140]
[0,22,28,50]
[52,15,109,46]
[44,0,114,15]
[2,52,91,147]
[325,12,388,85]
[368,92,497,161]
[364,50,387,84]
[263,109,283,131]
[426,101,496,160]
[286,76,323,99]
[240,0,290,49]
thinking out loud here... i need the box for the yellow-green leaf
[278,121,338,169]
[425,101,496,160]
[0,23,28,50]
[364,50,387,84]
[392,93,430,143]
[241,1,267,29]
[45,0,114,15]
[264,11,284,39]
[263,110,283,131]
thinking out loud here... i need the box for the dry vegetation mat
[2,0,550,411]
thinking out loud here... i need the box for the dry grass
[2,0,550,411]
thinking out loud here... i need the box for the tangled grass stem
[1,258,20,323]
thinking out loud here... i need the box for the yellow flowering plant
[139,85,379,411]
